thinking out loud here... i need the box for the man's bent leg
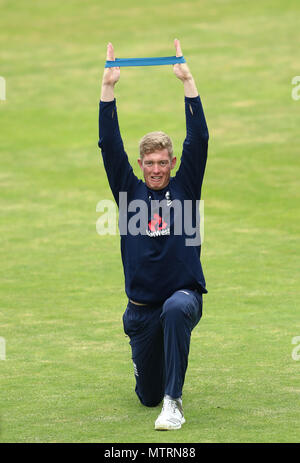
[160,289,202,399]
[123,302,165,407]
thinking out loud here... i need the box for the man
[98,39,209,430]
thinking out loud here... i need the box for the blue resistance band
[105,56,186,68]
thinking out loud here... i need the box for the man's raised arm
[98,43,138,204]
[173,39,209,200]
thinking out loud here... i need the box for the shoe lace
[163,398,179,415]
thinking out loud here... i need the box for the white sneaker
[155,395,186,430]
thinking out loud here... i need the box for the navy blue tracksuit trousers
[122,289,203,407]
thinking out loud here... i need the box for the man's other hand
[101,42,120,101]
[173,39,193,82]
[173,39,198,97]
[102,42,120,87]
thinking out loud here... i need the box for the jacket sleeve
[174,95,209,200]
[98,99,139,205]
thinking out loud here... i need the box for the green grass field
[1,0,300,443]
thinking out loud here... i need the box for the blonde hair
[139,131,173,158]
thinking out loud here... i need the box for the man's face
[138,149,177,191]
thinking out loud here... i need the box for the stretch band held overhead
[105,56,186,68]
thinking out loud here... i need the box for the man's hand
[101,43,120,101]
[173,39,198,98]
[173,39,192,82]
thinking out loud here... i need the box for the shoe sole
[155,418,185,431]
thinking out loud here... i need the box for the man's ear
[138,158,143,170]
[171,156,177,170]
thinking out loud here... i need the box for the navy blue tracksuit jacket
[98,95,209,305]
